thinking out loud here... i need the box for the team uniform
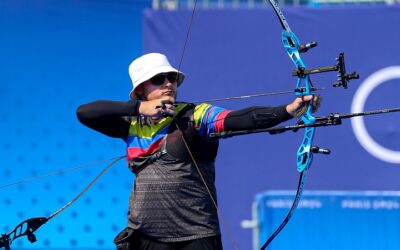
[77,99,291,249]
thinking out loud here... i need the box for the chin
[164,92,178,99]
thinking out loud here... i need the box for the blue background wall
[1,1,399,249]
[0,0,149,249]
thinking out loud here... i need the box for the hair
[130,84,144,100]
[130,92,142,100]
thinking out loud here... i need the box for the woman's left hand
[286,95,321,117]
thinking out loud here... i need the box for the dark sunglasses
[150,73,179,86]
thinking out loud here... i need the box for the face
[135,72,178,101]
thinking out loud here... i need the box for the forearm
[76,100,140,139]
[224,106,293,131]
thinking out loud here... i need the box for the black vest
[127,103,221,242]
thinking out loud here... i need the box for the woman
[77,53,318,250]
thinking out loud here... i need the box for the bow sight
[292,48,360,90]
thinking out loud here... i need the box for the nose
[164,79,171,86]
[164,78,175,86]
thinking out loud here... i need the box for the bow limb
[260,171,307,250]
[0,217,48,250]
[0,155,125,249]
[260,0,358,247]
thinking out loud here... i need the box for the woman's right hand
[138,97,176,118]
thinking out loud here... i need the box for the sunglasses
[150,73,179,86]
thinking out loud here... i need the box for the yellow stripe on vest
[193,103,211,128]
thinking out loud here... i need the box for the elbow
[76,104,90,124]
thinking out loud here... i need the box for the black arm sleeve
[76,100,140,139]
[224,105,293,131]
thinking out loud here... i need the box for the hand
[138,97,176,118]
[286,95,321,117]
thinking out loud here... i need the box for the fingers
[157,97,176,117]
[296,94,322,116]
[157,102,176,117]
[138,98,176,118]
[300,95,313,102]
[311,95,322,113]
[295,102,308,118]
[287,94,322,118]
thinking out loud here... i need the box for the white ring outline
[351,66,400,164]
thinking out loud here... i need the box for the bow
[256,1,358,248]
[0,155,125,250]
[259,1,359,248]
[202,1,360,248]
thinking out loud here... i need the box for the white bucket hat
[128,53,185,99]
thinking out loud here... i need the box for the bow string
[1,2,380,249]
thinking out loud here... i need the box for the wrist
[286,104,296,117]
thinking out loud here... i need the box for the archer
[76,52,319,250]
